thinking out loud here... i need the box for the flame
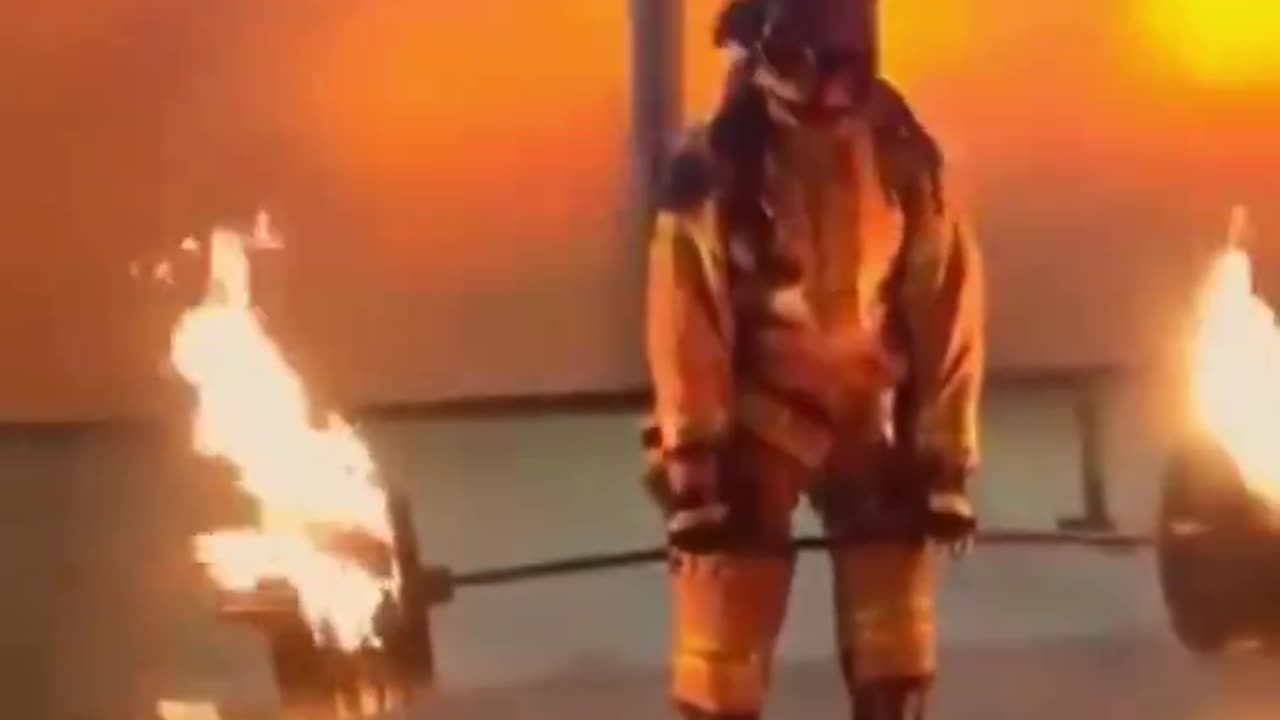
[1189,206,1280,503]
[171,226,391,651]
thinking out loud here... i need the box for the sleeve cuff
[915,404,979,471]
[656,413,731,456]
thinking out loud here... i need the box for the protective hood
[763,0,876,54]
[717,0,879,112]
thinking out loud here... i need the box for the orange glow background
[3,1,1280,421]
[0,1,637,421]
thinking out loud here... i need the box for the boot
[852,677,930,720]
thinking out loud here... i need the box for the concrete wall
[6,0,1280,422]
[0,371,1185,718]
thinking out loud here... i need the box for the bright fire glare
[171,227,392,651]
[1146,0,1280,87]
[1189,207,1280,504]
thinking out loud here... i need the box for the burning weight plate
[1158,436,1279,653]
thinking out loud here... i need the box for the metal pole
[444,528,1153,589]
[629,0,683,218]
[1059,381,1117,532]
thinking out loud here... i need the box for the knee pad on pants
[832,544,937,684]
[670,551,795,714]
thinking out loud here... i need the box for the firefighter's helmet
[716,0,876,54]
[715,0,879,107]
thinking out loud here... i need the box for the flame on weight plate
[170,223,391,651]
[1188,205,1280,505]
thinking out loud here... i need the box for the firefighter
[643,0,985,718]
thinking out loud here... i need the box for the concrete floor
[417,630,1280,720]
[9,369,1280,719]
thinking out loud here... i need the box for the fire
[1189,207,1280,503]
[171,226,392,651]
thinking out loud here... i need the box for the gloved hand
[666,451,733,552]
[644,447,732,553]
[912,453,977,556]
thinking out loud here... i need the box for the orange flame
[1189,206,1280,504]
[172,226,391,651]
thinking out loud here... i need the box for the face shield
[751,0,878,114]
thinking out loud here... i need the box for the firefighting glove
[641,422,736,551]
[915,453,977,557]
[646,449,732,553]
[668,451,734,552]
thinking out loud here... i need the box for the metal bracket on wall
[1058,380,1118,533]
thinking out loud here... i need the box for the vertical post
[629,0,684,226]
[866,0,881,77]
[1058,377,1116,532]
[623,0,683,364]
[387,487,436,686]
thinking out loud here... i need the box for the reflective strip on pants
[672,651,768,715]
[832,543,937,682]
[670,551,795,713]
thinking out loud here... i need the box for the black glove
[911,453,977,553]
[643,444,732,552]
[641,422,737,552]
[667,452,734,551]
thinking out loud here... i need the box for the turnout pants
[669,434,936,718]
